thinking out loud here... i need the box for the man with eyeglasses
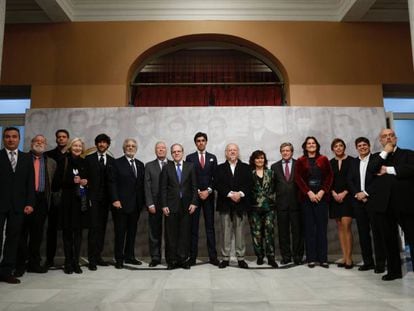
[367,128,414,281]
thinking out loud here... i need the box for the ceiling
[4,0,409,24]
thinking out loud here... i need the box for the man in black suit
[85,133,115,271]
[271,142,303,265]
[0,127,35,284]
[347,137,385,273]
[144,141,170,267]
[160,143,198,270]
[185,132,219,266]
[367,128,414,281]
[15,135,56,277]
[214,143,252,269]
[45,128,70,268]
[110,138,145,269]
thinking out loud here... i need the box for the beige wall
[1,21,413,108]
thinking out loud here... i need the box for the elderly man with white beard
[14,135,57,277]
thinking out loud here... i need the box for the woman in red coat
[295,137,333,268]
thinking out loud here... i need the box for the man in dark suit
[45,128,70,268]
[15,135,56,277]
[85,133,115,271]
[185,132,219,266]
[144,141,170,267]
[214,143,252,269]
[0,127,35,284]
[160,143,198,270]
[347,137,385,273]
[367,128,414,281]
[271,142,303,265]
[110,138,145,269]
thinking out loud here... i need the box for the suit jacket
[367,147,414,214]
[347,155,375,209]
[85,152,115,201]
[294,154,333,203]
[214,160,253,214]
[32,153,57,208]
[185,151,217,191]
[110,156,145,214]
[271,159,299,211]
[0,149,35,214]
[160,161,198,213]
[144,159,173,208]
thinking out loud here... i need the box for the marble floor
[0,258,413,311]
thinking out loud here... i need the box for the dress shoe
[238,260,249,269]
[73,265,83,274]
[167,263,177,270]
[218,260,229,269]
[280,258,292,265]
[374,266,385,274]
[358,264,375,271]
[124,258,142,265]
[320,262,329,269]
[45,259,55,268]
[63,265,73,274]
[115,262,124,269]
[188,258,197,266]
[344,262,354,269]
[209,258,220,266]
[149,260,160,267]
[13,268,25,278]
[0,275,21,284]
[96,259,109,267]
[268,259,279,268]
[88,263,97,271]
[181,261,191,269]
[294,259,303,265]
[27,265,48,274]
[307,262,316,268]
[256,257,264,265]
[382,273,402,281]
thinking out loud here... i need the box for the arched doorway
[129,35,287,107]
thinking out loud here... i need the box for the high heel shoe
[344,262,354,269]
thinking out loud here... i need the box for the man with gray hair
[144,141,171,267]
[14,135,56,277]
[214,143,252,269]
[110,138,145,269]
[271,142,303,265]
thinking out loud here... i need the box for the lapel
[1,149,14,173]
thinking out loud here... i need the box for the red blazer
[294,154,333,202]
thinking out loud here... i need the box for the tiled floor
[0,258,413,311]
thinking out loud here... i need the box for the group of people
[0,126,413,285]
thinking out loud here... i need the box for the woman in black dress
[329,138,354,269]
[53,137,89,274]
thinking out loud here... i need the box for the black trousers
[0,210,24,277]
[303,200,328,263]
[112,209,140,263]
[16,192,48,269]
[190,197,217,260]
[277,208,304,261]
[372,209,401,275]
[62,228,82,267]
[148,208,163,261]
[88,199,109,264]
[46,201,59,263]
[165,203,191,265]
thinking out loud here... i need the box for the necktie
[200,153,205,169]
[99,154,105,166]
[130,159,137,178]
[284,161,290,181]
[10,151,17,172]
[161,160,167,170]
[34,156,40,191]
[176,162,182,183]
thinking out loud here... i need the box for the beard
[32,145,45,154]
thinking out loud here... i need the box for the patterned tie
[176,162,182,183]
[284,161,290,181]
[200,153,205,169]
[34,156,40,191]
[130,159,137,178]
[10,151,17,172]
